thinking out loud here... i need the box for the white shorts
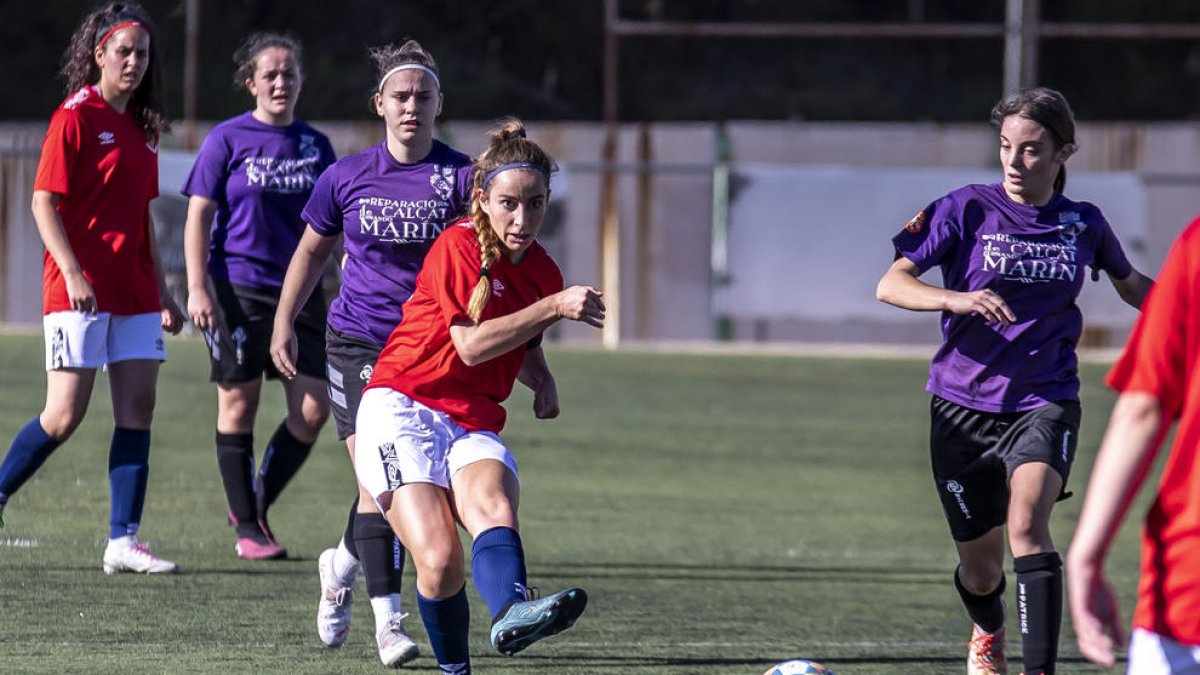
[354,388,519,502]
[1128,628,1200,674]
[43,311,166,370]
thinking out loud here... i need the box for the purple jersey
[302,139,473,345]
[893,183,1134,412]
[182,112,336,288]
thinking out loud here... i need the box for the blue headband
[481,162,547,190]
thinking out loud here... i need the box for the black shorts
[204,278,327,384]
[929,395,1080,542]
[325,326,383,441]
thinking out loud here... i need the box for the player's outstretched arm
[1067,391,1167,667]
[450,285,603,367]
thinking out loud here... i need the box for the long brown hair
[61,1,169,140]
[466,118,556,322]
[990,87,1076,194]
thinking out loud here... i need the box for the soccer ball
[763,659,836,675]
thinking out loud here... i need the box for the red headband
[96,21,143,49]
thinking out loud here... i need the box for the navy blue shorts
[929,395,1080,542]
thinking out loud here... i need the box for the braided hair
[466,118,556,322]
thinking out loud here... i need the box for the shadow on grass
[529,560,948,585]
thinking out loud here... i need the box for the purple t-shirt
[181,112,336,288]
[893,183,1134,412]
[302,139,473,345]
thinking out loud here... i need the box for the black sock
[342,496,360,559]
[355,510,403,597]
[215,431,259,538]
[954,566,1007,633]
[255,421,314,519]
[1014,551,1063,675]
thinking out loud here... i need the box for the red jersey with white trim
[1107,216,1200,645]
[366,221,563,433]
[34,86,161,315]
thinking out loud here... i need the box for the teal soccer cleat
[489,587,588,656]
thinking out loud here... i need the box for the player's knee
[958,561,1004,595]
[40,406,86,440]
[411,541,464,593]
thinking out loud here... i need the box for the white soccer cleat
[317,548,353,647]
[102,539,180,574]
[967,624,1007,674]
[376,612,419,667]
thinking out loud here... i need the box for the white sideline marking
[1,537,39,548]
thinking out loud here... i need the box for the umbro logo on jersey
[98,132,116,145]
[491,279,505,297]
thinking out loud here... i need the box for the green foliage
[0,335,1143,673]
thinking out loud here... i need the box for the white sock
[371,594,404,632]
[107,534,137,550]
[331,539,359,586]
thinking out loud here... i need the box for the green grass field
[0,334,1151,674]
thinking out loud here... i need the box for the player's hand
[554,286,605,328]
[270,323,299,380]
[533,376,559,419]
[64,270,97,314]
[187,284,217,332]
[945,288,1015,326]
[1067,558,1124,668]
[160,296,185,335]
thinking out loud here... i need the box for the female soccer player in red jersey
[353,119,601,672]
[1068,216,1200,674]
[877,88,1153,674]
[182,33,336,561]
[0,2,183,574]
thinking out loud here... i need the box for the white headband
[377,64,441,93]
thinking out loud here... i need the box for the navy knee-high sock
[109,427,150,539]
[0,417,63,501]
[471,526,527,618]
[255,421,313,519]
[1015,551,1063,675]
[417,587,471,674]
[215,431,259,537]
[355,510,403,597]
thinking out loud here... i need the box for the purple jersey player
[877,88,1153,675]
[182,33,336,562]
[269,40,471,668]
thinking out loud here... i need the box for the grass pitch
[0,334,1148,673]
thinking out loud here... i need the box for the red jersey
[367,222,564,433]
[34,86,162,315]
[1107,216,1200,645]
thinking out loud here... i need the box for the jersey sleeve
[180,127,230,200]
[1106,221,1196,418]
[33,108,82,196]
[453,165,474,218]
[1091,210,1135,280]
[301,163,344,236]
[425,230,477,328]
[891,195,961,274]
